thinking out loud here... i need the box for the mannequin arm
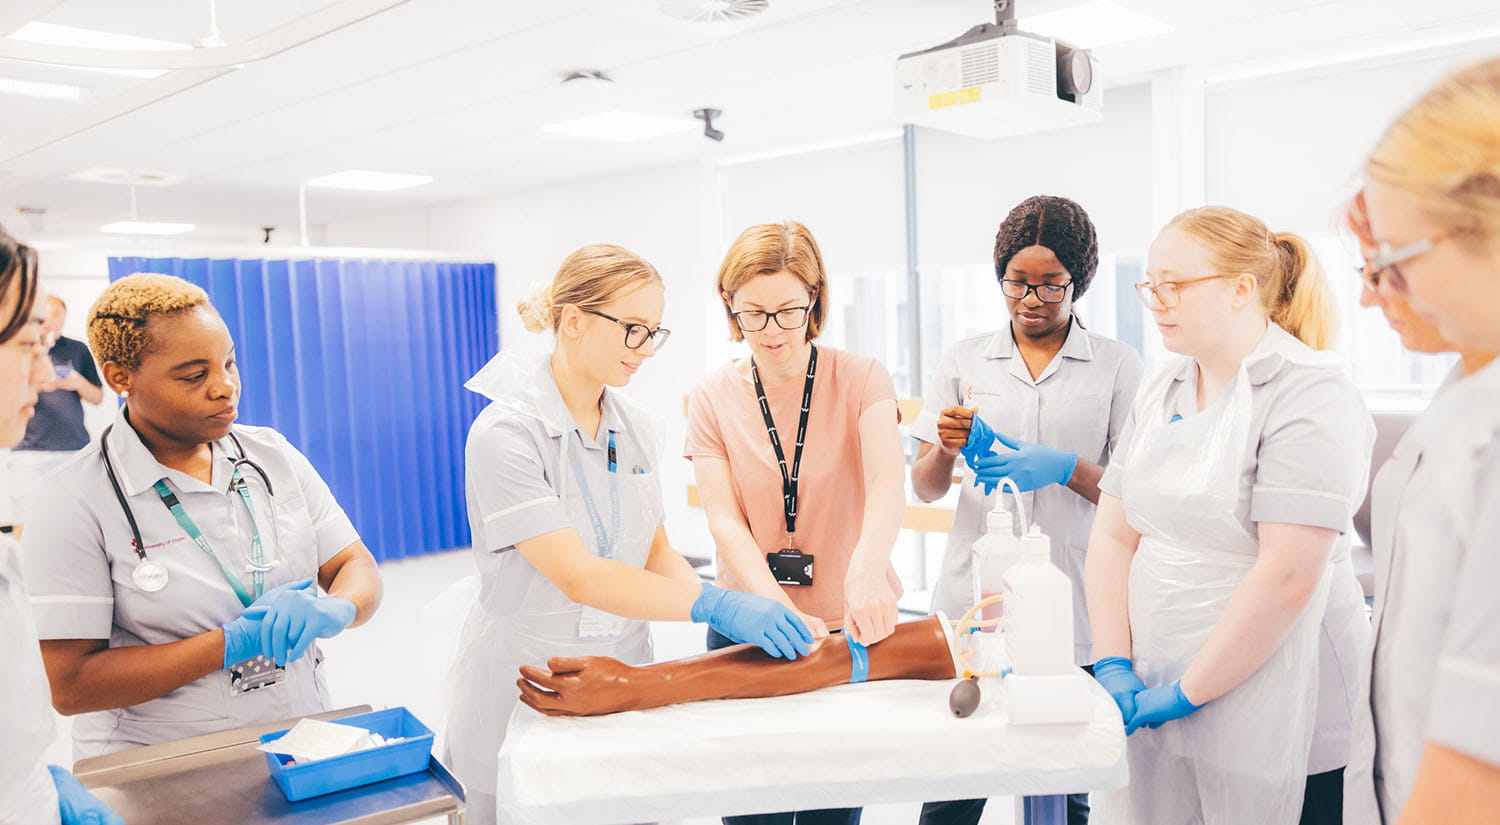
[517,615,957,717]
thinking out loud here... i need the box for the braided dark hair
[993,195,1100,299]
[0,225,40,345]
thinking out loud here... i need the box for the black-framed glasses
[732,306,810,332]
[999,278,1073,304]
[1134,274,1244,309]
[584,309,671,351]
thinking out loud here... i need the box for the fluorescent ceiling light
[305,170,434,191]
[100,221,195,236]
[8,21,185,78]
[0,76,82,101]
[542,110,699,142]
[43,64,165,80]
[1022,1,1173,49]
[10,21,191,52]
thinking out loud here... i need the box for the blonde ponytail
[1270,233,1337,350]
[1167,206,1339,350]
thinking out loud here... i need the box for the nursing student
[447,244,814,825]
[1340,189,1496,823]
[910,195,1142,825]
[0,227,121,825]
[22,273,383,760]
[1083,207,1372,825]
[686,221,906,825]
[1352,55,1500,824]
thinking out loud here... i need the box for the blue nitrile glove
[1125,681,1204,735]
[691,583,814,660]
[1092,656,1147,724]
[962,415,1001,494]
[224,578,346,668]
[971,430,1079,493]
[252,577,357,667]
[963,415,998,464]
[221,607,266,669]
[49,765,125,825]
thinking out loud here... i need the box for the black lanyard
[750,345,817,544]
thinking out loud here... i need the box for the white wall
[1205,42,1500,236]
[917,82,1156,266]
[721,138,908,274]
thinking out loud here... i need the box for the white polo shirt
[22,409,361,759]
[913,317,1144,665]
[1405,360,1500,788]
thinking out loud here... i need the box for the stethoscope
[101,423,282,595]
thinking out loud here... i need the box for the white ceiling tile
[356,0,573,46]
[7,0,1500,235]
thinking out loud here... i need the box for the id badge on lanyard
[153,475,286,694]
[754,346,818,587]
[768,547,814,586]
[570,430,628,639]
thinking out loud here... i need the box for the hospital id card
[578,605,627,639]
[767,549,814,586]
[228,655,286,695]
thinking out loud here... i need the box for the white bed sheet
[495,676,1127,825]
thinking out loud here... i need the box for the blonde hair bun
[521,246,661,335]
[516,281,556,333]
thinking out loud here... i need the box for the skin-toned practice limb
[516,615,957,717]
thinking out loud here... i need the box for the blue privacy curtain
[107,256,498,562]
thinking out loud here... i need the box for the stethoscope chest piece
[133,559,169,592]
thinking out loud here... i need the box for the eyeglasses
[584,309,671,351]
[1134,274,1244,309]
[1359,237,1438,296]
[998,278,1073,304]
[732,306,810,332]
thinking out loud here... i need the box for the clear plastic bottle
[972,503,1022,630]
[1001,525,1076,675]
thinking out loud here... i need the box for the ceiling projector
[895,1,1102,140]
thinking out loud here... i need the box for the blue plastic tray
[259,707,435,802]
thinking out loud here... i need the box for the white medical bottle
[1001,525,1075,675]
[973,502,1021,629]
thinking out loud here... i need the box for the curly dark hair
[993,195,1100,299]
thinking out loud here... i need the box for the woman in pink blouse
[684,221,906,824]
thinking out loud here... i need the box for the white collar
[105,408,233,497]
[466,351,630,440]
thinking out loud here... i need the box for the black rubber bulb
[949,676,981,718]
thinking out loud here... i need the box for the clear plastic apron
[1100,356,1332,825]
